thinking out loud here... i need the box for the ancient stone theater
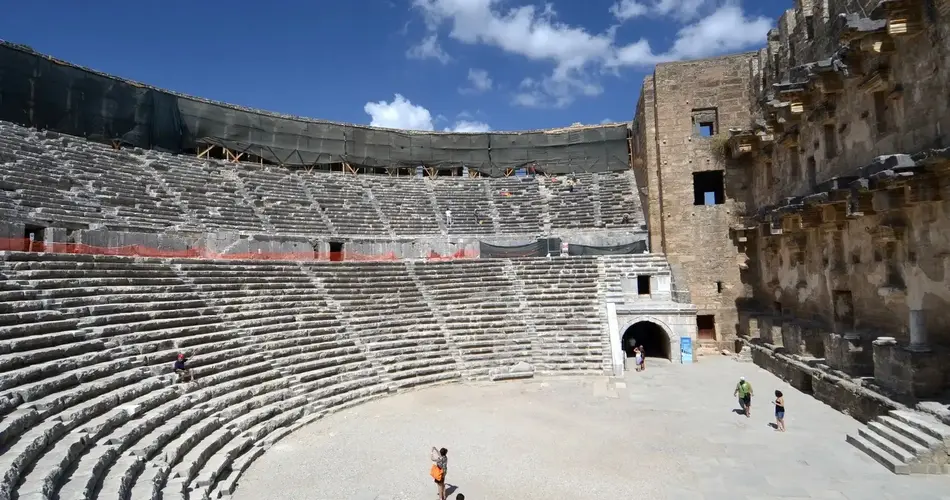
[1,0,950,498]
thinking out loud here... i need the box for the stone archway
[621,321,672,360]
[608,308,696,373]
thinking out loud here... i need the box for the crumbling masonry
[633,0,950,474]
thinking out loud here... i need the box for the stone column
[906,309,930,352]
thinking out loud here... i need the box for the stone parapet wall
[745,338,905,423]
[873,338,948,399]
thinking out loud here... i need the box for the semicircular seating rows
[0,120,645,238]
[0,251,675,500]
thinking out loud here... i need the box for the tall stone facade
[636,0,950,398]
[632,54,755,353]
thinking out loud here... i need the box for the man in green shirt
[734,376,753,417]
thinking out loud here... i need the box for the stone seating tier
[0,251,674,499]
[0,120,645,237]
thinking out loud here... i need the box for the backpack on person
[430,463,444,482]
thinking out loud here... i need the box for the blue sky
[0,0,790,132]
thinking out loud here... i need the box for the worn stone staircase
[291,171,337,236]
[360,181,396,238]
[589,173,604,228]
[481,181,503,234]
[847,409,950,474]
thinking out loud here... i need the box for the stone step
[846,433,910,474]
[890,410,950,442]
[878,415,943,450]
[857,426,917,463]
[868,420,933,457]
[17,384,179,500]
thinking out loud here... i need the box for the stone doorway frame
[607,303,698,375]
[619,316,676,361]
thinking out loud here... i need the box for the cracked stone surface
[232,358,950,500]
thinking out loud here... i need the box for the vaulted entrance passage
[622,321,671,360]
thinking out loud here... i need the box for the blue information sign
[680,337,693,364]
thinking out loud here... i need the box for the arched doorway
[621,321,671,360]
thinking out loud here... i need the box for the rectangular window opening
[823,124,837,158]
[697,315,716,340]
[833,290,854,328]
[716,281,723,294]
[329,241,344,262]
[637,275,651,295]
[693,170,725,206]
[24,225,45,253]
[691,108,718,137]
[805,15,815,40]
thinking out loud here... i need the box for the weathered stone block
[873,339,947,399]
[824,332,874,377]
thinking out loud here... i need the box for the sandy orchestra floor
[231,358,950,500]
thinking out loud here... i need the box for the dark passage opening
[24,225,45,252]
[329,241,344,262]
[636,275,651,295]
[622,321,670,360]
[692,170,725,206]
[697,314,716,340]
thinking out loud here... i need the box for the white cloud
[364,96,491,132]
[364,94,435,131]
[410,0,771,107]
[600,118,614,124]
[459,68,493,94]
[447,120,492,132]
[651,0,710,20]
[611,0,710,22]
[412,0,613,107]
[514,73,602,108]
[609,4,771,66]
[661,5,771,59]
[610,0,648,21]
[406,33,451,64]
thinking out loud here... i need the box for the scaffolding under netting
[0,42,631,177]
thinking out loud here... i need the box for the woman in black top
[773,390,785,432]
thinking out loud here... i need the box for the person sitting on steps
[174,353,194,383]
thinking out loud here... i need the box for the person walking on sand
[773,390,786,431]
[430,446,448,500]
[734,376,753,418]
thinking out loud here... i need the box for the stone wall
[873,337,948,399]
[8,224,649,261]
[737,0,950,352]
[632,76,664,252]
[746,339,904,423]
[633,54,756,350]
